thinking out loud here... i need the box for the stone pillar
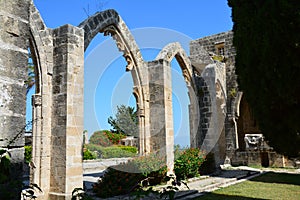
[31,94,42,185]
[0,0,29,191]
[49,24,84,200]
[148,59,174,173]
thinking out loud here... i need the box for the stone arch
[155,42,199,150]
[156,42,195,88]
[78,9,150,154]
[78,9,144,77]
[28,2,54,196]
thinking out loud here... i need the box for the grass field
[196,172,300,200]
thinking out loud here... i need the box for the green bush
[83,149,97,160]
[85,144,137,159]
[89,130,112,147]
[105,131,126,145]
[100,146,137,158]
[93,153,167,198]
[24,145,32,164]
[118,145,138,154]
[174,148,206,180]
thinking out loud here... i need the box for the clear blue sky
[28,0,233,146]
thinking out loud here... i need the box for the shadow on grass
[198,192,266,200]
[249,171,300,186]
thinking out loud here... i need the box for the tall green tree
[228,0,300,156]
[108,105,138,137]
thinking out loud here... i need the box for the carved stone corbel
[102,25,135,71]
[31,94,42,107]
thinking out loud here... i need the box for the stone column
[0,0,29,190]
[49,24,84,200]
[148,59,174,173]
[31,94,42,185]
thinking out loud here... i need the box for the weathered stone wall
[0,0,30,183]
[190,31,238,165]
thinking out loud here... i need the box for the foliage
[89,130,112,147]
[228,0,300,157]
[174,148,206,180]
[21,183,43,200]
[93,163,144,198]
[118,145,138,154]
[0,149,10,183]
[104,131,126,145]
[71,188,94,200]
[25,145,32,164]
[85,144,137,159]
[108,105,139,137]
[83,148,97,160]
[132,174,189,200]
[100,146,137,158]
[93,153,167,198]
[0,149,23,200]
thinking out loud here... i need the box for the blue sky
[28,0,233,146]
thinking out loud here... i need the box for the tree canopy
[228,0,300,157]
[108,105,138,137]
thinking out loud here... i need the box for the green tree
[228,0,300,156]
[108,105,138,137]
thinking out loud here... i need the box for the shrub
[174,148,206,180]
[83,149,97,160]
[85,144,137,159]
[24,145,32,164]
[89,130,112,147]
[93,153,167,198]
[100,146,137,158]
[105,131,126,145]
[118,145,138,154]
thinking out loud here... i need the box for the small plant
[25,145,32,164]
[71,188,93,200]
[93,153,167,198]
[229,88,237,98]
[174,148,206,180]
[21,183,43,200]
[159,174,190,200]
[104,131,126,145]
[83,148,97,160]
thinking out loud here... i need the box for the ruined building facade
[0,1,290,199]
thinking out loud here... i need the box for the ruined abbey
[0,1,290,199]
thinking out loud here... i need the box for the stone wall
[0,0,30,185]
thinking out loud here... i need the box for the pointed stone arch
[28,2,53,196]
[155,42,199,150]
[78,9,150,155]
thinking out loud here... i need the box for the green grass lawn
[196,172,300,200]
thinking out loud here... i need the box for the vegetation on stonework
[228,0,300,157]
[174,148,206,180]
[24,145,32,163]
